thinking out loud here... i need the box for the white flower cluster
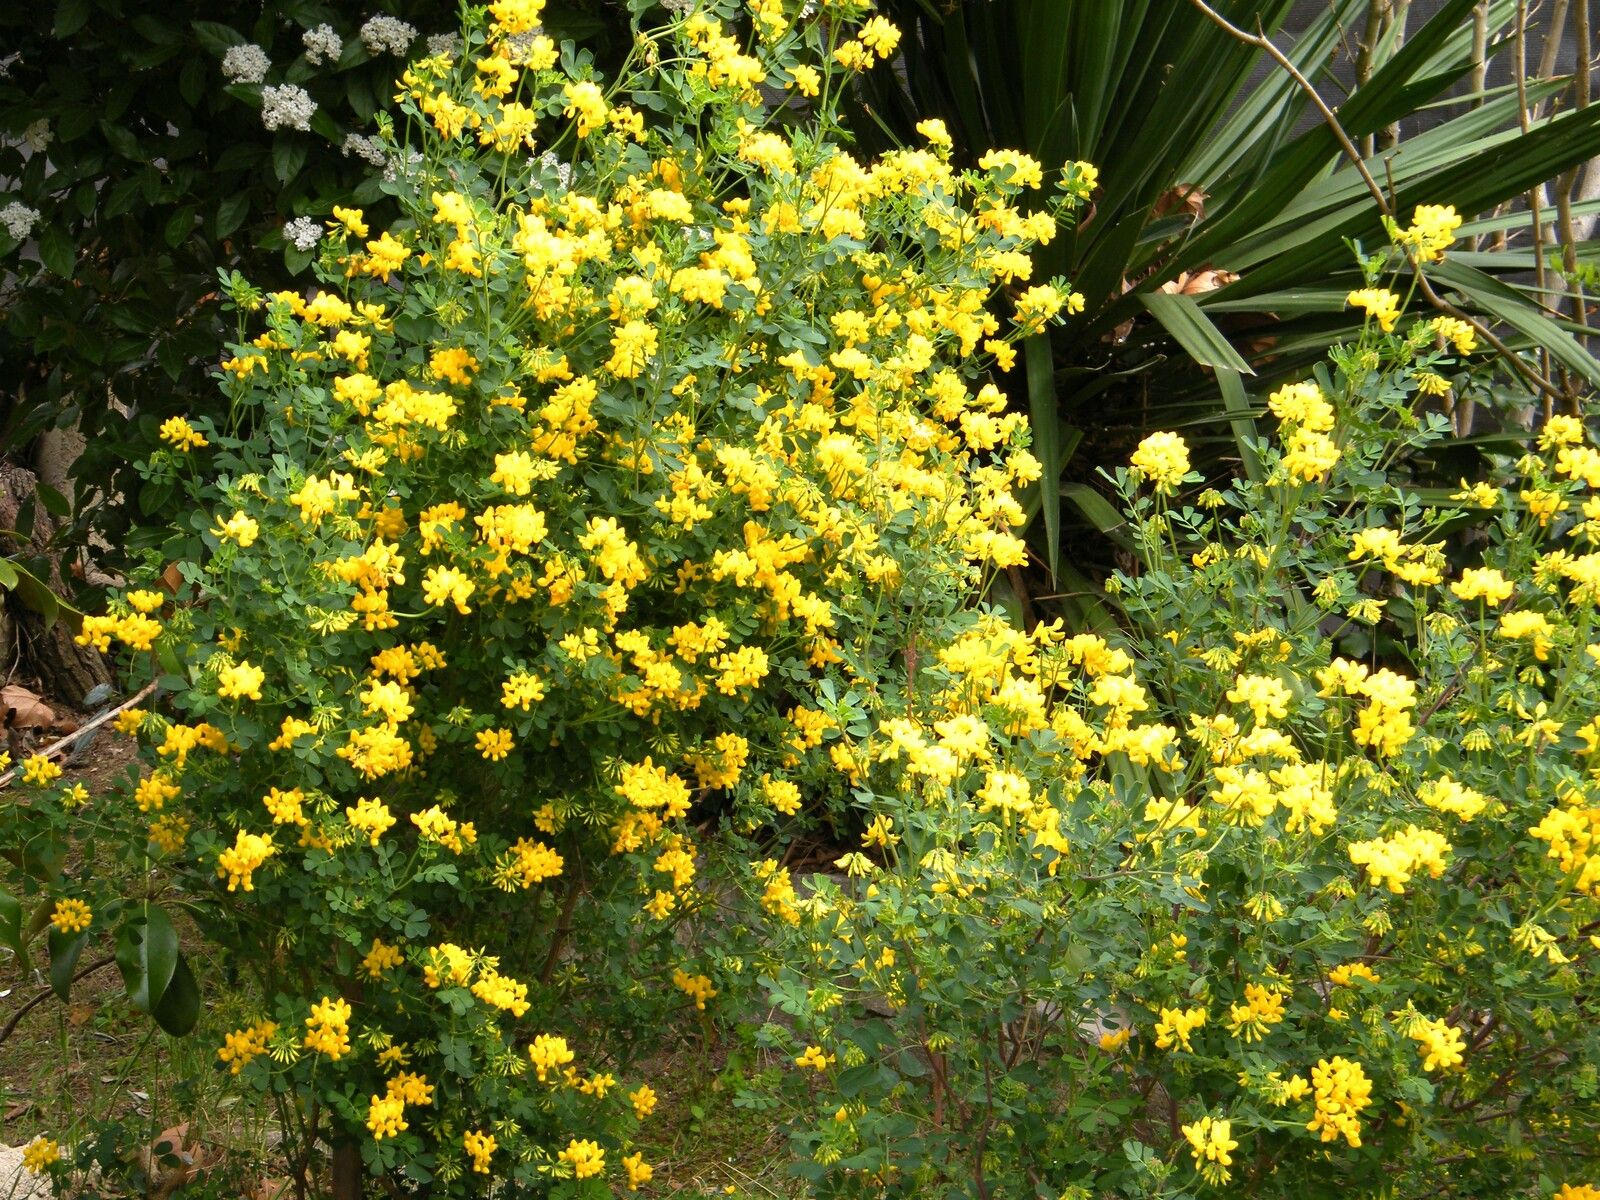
[261,83,317,132]
[383,147,423,184]
[22,120,52,153]
[342,133,388,167]
[221,43,271,85]
[538,151,573,192]
[425,32,461,58]
[284,216,322,251]
[359,15,416,56]
[302,24,343,66]
[1,201,41,242]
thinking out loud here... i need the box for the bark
[0,459,111,706]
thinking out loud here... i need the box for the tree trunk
[0,459,111,707]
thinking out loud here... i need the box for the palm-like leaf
[857,0,1599,589]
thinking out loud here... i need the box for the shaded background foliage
[0,0,631,559]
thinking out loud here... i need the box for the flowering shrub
[758,225,1600,1196]
[3,0,1089,1192]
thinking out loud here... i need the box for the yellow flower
[1182,1115,1239,1185]
[1224,983,1287,1043]
[303,995,352,1059]
[559,1138,605,1180]
[1269,381,1336,431]
[622,1152,653,1190]
[1346,287,1401,332]
[331,205,368,238]
[1450,565,1514,605]
[629,1083,658,1119]
[1391,203,1461,262]
[218,1020,277,1074]
[857,16,902,59]
[421,565,475,613]
[1154,1005,1207,1052]
[21,754,62,786]
[794,1044,833,1070]
[1307,1056,1373,1146]
[50,897,92,934]
[1129,431,1190,493]
[362,938,405,979]
[366,1091,407,1139]
[1012,283,1065,333]
[463,1129,497,1174]
[787,64,820,97]
[159,416,208,451]
[216,660,266,701]
[1348,824,1452,893]
[216,829,276,891]
[1431,315,1477,354]
[346,797,397,846]
[21,1138,60,1175]
[528,1033,576,1082]
[1410,1016,1466,1073]
[475,727,514,761]
[212,510,260,546]
[1451,479,1498,509]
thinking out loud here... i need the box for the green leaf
[190,21,247,56]
[49,928,88,1001]
[1061,483,1129,547]
[1432,259,1600,391]
[116,904,179,1015]
[1215,368,1263,484]
[1140,292,1254,374]
[0,888,23,960]
[37,226,76,279]
[52,0,93,38]
[151,955,200,1036]
[8,563,60,630]
[0,559,18,590]
[164,206,196,248]
[35,484,71,519]
[272,139,308,186]
[1024,334,1062,581]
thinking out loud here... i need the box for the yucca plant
[853,0,1600,599]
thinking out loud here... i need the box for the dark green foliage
[854,0,1600,586]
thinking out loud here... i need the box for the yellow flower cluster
[1182,1115,1239,1185]
[303,995,352,1059]
[217,1019,277,1074]
[1307,1055,1373,1147]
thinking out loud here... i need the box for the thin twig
[0,954,116,1046]
[1182,0,1571,405]
[0,678,158,790]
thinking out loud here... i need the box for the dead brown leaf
[1157,268,1240,297]
[1153,184,1208,221]
[137,1123,223,1200]
[1,684,54,730]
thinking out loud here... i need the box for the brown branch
[0,954,116,1046]
[538,866,585,985]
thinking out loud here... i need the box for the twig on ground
[0,678,158,790]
